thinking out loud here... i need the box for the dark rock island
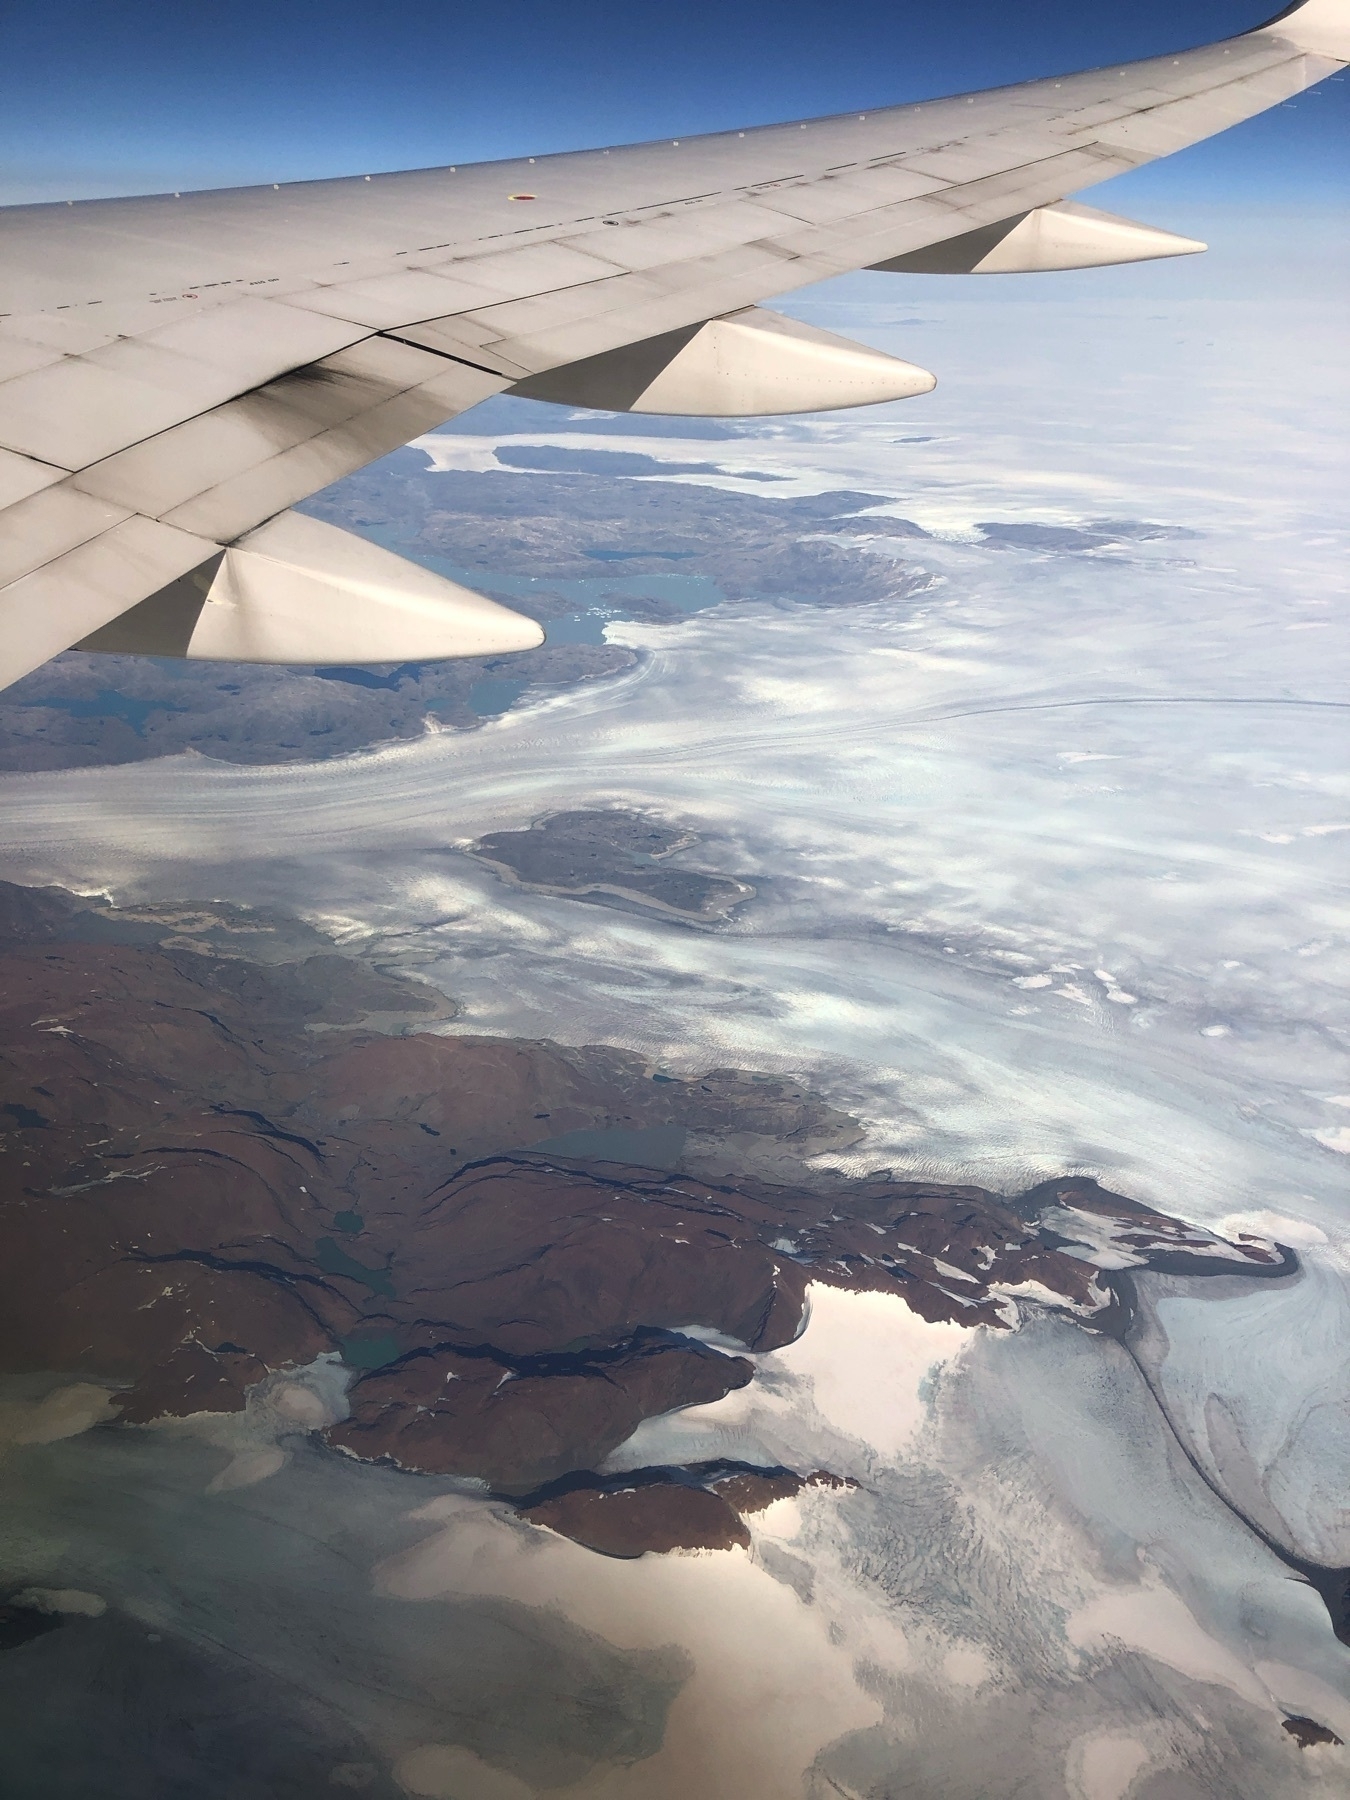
[469,808,754,923]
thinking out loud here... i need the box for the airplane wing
[1,0,1345,689]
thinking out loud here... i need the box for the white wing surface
[1,0,1345,688]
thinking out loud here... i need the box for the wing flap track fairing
[872,200,1207,273]
[510,305,936,415]
[77,512,543,664]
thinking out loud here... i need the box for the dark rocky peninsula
[0,880,1295,1560]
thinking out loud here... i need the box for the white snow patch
[1066,1580,1268,1708]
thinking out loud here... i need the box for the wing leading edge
[0,0,1345,689]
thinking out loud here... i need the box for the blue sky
[1,0,1346,206]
